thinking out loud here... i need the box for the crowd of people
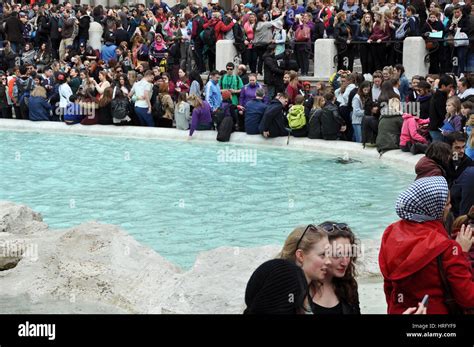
[0,1,472,145]
[0,0,473,316]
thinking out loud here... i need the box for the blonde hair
[288,70,299,89]
[334,11,346,25]
[187,94,203,108]
[374,12,386,29]
[312,95,325,110]
[279,226,327,263]
[360,13,373,33]
[31,86,47,99]
[467,114,474,148]
[446,96,461,116]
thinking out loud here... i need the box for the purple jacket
[239,82,263,107]
[189,100,212,136]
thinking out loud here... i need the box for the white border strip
[0,119,422,171]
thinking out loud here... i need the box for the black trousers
[371,43,386,72]
[359,44,373,74]
[247,48,258,74]
[295,47,310,75]
[337,44,354,71]
[193,40,205,73]
[255,46,266,74]
[1,106,13,119]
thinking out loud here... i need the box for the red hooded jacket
[415,157,446,180]
[379,220,474,314]
[203,18,235,41]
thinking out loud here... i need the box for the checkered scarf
[396,176,449,222]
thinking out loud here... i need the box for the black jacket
[37,15,51,37]
[0,84,8,106]
[78,15,91,40]
[49,15,61,40]
[450,167,474,218]
[5,14,24,44]
[259,99,288,137]
[263,51,285,90]
[307,108,323,139]
[320,102,345,140]
[429,89,448,131]
[449,155,474,182]
[115,28,130,46]
[418,94,431,119]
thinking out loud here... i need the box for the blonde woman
[279,225,332,314]
[155,82,175,128]
[355,12,374,74]
[28,86,52,121]
[307,95,326,139]
[187,94,213,138]
[441,96,463,136]
[333,12,353,71]
[464,113,474,160]
[368,12,391,71]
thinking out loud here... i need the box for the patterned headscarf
[396,176,449,222]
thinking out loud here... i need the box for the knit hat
[221,90,232,101]
[396,176,449,222]
[244,259,308,314]
[255,88,265,98]
[244,3,253,8]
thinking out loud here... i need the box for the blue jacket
[245,99,268,135]
[205,80,222,112]
[399,74,410,102]
[101,42,117,64]
[28,96,52,121]
[285,6,305,27]
[451,166,474,217]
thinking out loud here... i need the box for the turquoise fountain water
[0,131,414,268]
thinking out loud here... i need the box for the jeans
[429,130,444,143]
[352,124,362,143]
[135,106,154,127]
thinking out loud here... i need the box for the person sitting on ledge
[187,94,213,138]
[244,88,267,135]
[259,92,289,138]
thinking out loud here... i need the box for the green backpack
[287,105,307,130]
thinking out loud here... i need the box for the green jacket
[376,113,403,154]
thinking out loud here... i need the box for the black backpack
[153,95,165,119]
[200,27,216,47]
[217,116,234,142]
[111,97,130,120]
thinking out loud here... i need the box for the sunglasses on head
[295,224,319,250]
[319,222,349,233]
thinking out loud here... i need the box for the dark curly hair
[320,221,360,309]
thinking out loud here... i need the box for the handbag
[454,28,469,47]
[295,25,310,42]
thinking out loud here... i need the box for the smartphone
[421,294,429,308]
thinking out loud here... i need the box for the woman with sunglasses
[279,225,332,313]
[309,222,361,314]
